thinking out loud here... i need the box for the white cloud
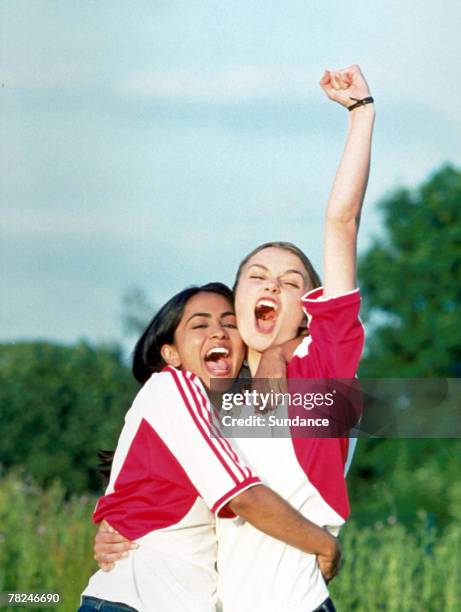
[2,209,144,239]
[3,61,99,91]
[118,61,461,131]
[119,65,320,103]
[1,208,233,246]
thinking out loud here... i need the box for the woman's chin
[246,333,277,354]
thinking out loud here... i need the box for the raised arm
[320,65,375,298]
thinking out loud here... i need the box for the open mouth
[254,298,279,334]
[204,346,232,376]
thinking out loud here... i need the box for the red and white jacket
[83,366,260,612]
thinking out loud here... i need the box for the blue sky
[1,1,461,346]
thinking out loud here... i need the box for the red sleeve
[287,287,365,378]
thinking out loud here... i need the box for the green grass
[329,518,461,611]
[0,472,460,611]
[0,472,95,611]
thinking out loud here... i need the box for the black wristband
[347,96,374,112]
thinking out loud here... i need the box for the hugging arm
[93,370,340,580]
[94,486,341,582]
[228,484,341,581]
[320,65,375,298]
[94,520,137,571]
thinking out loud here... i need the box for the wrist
[348,103,375,130]
[348,101,375,120]
[263,344,285,360]
[316,529,337,557]
[347,95,373,111]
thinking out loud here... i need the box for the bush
[0,342,137,493]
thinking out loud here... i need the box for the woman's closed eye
[284,281,300,288]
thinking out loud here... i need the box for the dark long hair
[132,282,234,385]
[99,282,234,483]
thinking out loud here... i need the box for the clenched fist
[320,64,372,109]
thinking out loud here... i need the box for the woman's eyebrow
[186,310,236,324]
[248,264,268,271]
[249,264,304,278]
[185,312,211,324]
[282,269,306,278]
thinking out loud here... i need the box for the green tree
[358,164,461,377]
[348,165,461,529]
[0,342,137,494]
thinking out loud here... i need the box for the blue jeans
[313,597,336,612]
[78,596,138,612]
[78,594,334,612]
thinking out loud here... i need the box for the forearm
[253,338,301,386]
[326,105,375,225]
[228,484,335,556]
[267,337,302,364]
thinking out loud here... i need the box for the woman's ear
[161,344,182,368]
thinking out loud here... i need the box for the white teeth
[205,347,230,359]
[256,299,278,311]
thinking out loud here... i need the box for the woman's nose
[264,278,280,293]
[210,323,229,338]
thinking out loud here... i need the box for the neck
[247,348,262,376]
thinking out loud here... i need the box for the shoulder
[301,286,362,315]
[137,367,207,411]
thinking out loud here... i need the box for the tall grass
[0,472,460,611]
[0,472,95,611]
[329,517,461,610]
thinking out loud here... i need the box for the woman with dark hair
[93,64,374,611]
[130,283,237,385]
[79,283,341,612]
